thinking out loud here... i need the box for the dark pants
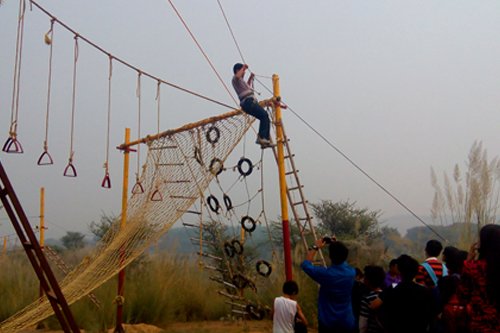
[241,97,270,140]
[318,323,355,333]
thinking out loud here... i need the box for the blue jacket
[301,260,356,330]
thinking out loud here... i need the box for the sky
[0,0,499,244]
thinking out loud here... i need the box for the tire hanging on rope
[207,195,220,214]
[241,215,256,232]
[237,157,253,177]
[223,193,233,211]
[205,125,220,144]
[224,241,235,258]
[231,239,244,255]
[255,260,272,277]
[209,158,224,176]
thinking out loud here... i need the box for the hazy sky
[1,0,499,243]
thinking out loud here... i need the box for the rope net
[0,109,254,332]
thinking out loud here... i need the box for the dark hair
[389,259,398,267]
[443,246,466,274]
[233,63,244,74]
[364,265,386,289]
[478,224,500,310]
[282,280,299,296]
[425,239,443,257]
[329,241,349,265]
[396,254,419,282]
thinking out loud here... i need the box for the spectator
[438,246,468,333]
[301,238,356,333]
[416,239,447,288]
[272,280,308,333]
[383,259,401,289]
[372,254,436,333]
[457,224,500,333]
[359,265,385,333]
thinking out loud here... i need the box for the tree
[61,231,85,250]
[311,200,382,241]
[431,141,500,244]
[89,212,118,241]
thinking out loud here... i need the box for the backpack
[422,261,448,287]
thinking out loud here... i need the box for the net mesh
[0,109,254,332]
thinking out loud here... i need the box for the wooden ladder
[271,121,326,266]
[0,160,80,333]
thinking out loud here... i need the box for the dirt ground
[20,321,319,333]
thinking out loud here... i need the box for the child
[273,280,308,333]
[359,265,385,333]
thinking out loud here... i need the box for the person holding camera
[301,237,356,333]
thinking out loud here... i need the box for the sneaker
[256,137,275,149]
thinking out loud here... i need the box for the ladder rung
[0,188,8,197]
[231,309,248,315]
[218,290,245,300]
[291,201,305,206]
[197,252,223,261]
[157,163,184,166]
[288,185,303,191]
[22,241,33,249]
[170,195,197,200]
[284,154,295,159]
[225,301,247,309]
[150,146,178,150]
[204,265,228,273]
[285,170,297,176]
[164,180,190,183]
[178,210,202,215]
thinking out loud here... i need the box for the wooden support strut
[0,160,80,333]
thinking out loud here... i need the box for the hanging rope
[38,18,55,165]
[63,35,79,178]
[3,0,26,153]
[101,55,113,188]
[132,71,144,194]
[166,0,238,107]
[27,0,234,110]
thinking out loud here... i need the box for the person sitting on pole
[231,63,274,149]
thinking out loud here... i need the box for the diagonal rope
[216,0,246,64]
[165,0,239,107]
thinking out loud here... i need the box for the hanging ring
[209,158,224,176]
[63,160,77,177]
[101,171,111,189]
[237,157,253,177]
[241,216,256,232]
[255,260,272,277]
[194,147,203,165]
[2,136,23,153]
[205,126,220,144]
[207,195,220,214]
[223,194,233,211]
[131,181,144,194]
[224,241,235,258]
[231,239,244,255]
[37,151,54,166]
[150,188,163,201]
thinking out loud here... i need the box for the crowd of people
[272,224,500,333]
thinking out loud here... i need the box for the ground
[20,321,319,333]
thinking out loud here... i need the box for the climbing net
[0,108,262,332]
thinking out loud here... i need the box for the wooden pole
[273,74,293,281]
[39,187,45,299]
[115,128,130,333]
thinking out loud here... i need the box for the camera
[322,236,336,244]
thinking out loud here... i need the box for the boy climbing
[231,63,274,148]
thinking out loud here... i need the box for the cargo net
[0,109,262,332]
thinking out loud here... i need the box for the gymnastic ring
[209,158,224,176]
[255,260,272,277]
[232,274,248,289]
[207,195,220,214]
[237,157,253,177]
[223,194,233,211]
[241,216,256,233]
[224,241,235,258]
[205,126,220,144]
[231,239,244,255]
